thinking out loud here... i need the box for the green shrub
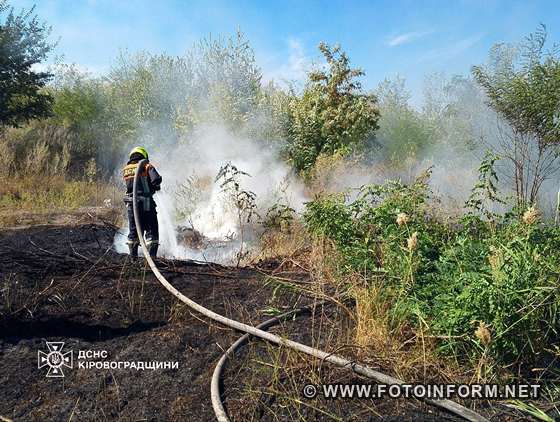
[428,221,560,364]
[287,43,379,173]
[304,171,560,371]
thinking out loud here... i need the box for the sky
[10,0,560,105]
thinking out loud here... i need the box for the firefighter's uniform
[122,147,162,257]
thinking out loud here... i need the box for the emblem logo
[38,341,73,377]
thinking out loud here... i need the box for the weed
[303,166,560,379]
[216,162,258,266]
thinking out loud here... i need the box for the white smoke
[114,124,307,263]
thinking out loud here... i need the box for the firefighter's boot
[147,240,159,258]
[127,240,139,258]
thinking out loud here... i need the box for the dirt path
[0,223,467,421]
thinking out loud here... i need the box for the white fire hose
[132,159,488,422]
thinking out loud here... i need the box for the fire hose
[210,304,319,421]
[132,159,488,422]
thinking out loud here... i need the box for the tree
[106,32,263,142]
[191,31,262,131]
[0,1,54,126]
[287,43,380,173]
[50,65,116,173]
[375,76,433,163]
[52,65,104,129]
[472,25,560,205]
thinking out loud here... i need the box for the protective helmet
[129,146,148,159]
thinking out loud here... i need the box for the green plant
[216,162,258,266]
[464,150,504,220]
[375,76,434,163]
[287,42,380,173]
[261,203,296,233]
[472,25,560,205]
[303,165,560,376]
[0,0,55,126]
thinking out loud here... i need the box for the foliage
[472,25,560,204]
[375,76,434,162]
[216,162,258,266]
[51,66,105,129]
[50,66,119,172]
[473,25,560,146]
[261,203,295,233]
[0,32,280,180]
[106,31,264,141]
[246,81,292,145]
[190,32,262,131]
[465,150,504,219]
[0,1,54,126]
[287,43,380,173]
[304,168,560,372]
[215,162,258,222]
[107,51,193,137]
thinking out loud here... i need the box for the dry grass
[352,283,463,383]
[0,175,122,228]
[261,229,466,386]
[0,176,120,211]
[222,293,453,421]
[0,120,122,225]
[225,303,368,421]
[251,220,311,264]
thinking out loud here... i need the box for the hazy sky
[10,0,560,104]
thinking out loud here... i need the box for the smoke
[316,74,514,215]
[114,124,307,263]
[110,43,559,263]
[312,146,479,216]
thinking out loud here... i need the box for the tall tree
[0,1,54,126]
[472,25,560,205]
[288,43,380,173]
[375,76,433,163]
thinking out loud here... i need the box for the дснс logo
[38,341,73,378]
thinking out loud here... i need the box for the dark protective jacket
[122,158,162,197]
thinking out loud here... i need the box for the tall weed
[304,169,560,376]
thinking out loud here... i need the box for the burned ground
[0,222,508,421]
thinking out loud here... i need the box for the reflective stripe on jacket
[122,160,162,196]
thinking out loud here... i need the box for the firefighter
[122,146,162,258]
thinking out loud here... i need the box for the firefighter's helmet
[129,146,149,160]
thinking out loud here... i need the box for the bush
[304,170,560,373]
[429,221,560,365]
[287,43,379,173]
